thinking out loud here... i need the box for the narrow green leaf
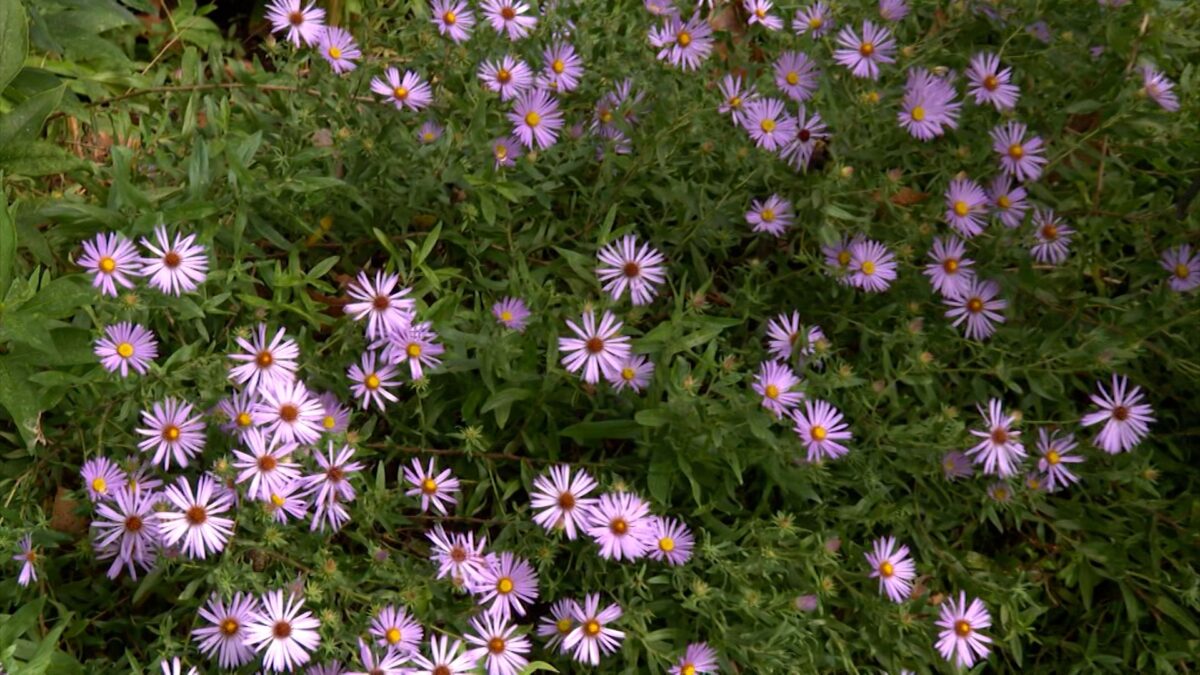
[0,0,28,95]
[0,85,65,147]
[0,184,14,297]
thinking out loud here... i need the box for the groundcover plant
[0,0,1197,672]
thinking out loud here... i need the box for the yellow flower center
[1008,144,1025,159]
[270,493,285,507]
[552,58,565,74]
[422,477,438,494]
[386,627,402,644]
[524,111,541,127]
[1041,224,1058,240]
[236,412,252,427]
[97,256,117,274]
[859,42,875,57]
[677,31,692,47]
[495,144,509,160]
[967,297,984,313]
[683,665,697,675]
[760,118,776,133]
[497,68,511,83]
[983,75,999,91]
[497,577,514,594]
[943,258,959,273]
[811,425,827,441]
[584,619,601,636]
[755,8,766,18]
[837,250,851,266]
[443,10,457,24]
[997,195,1011,209]
[556,617,573,634]
[221,618,239,635]
[423,132,435,141]
[328,46,342,59]
[953,201,970,217]
[809,17,823,29]
[163,425,181,442]
[1175,263,1190,279]
[488,637,505,653]
[621,367,636,381]
[911,106,926,122]
[610,517,628,535]
[1046,450,1061,465]
[500,310,514,321]
[91,477,107,493]
[659,537,676,552]
[955,619,972,637]
[765,384,780,400]
[861,260,876,275]
[322,415,337,429]
[729,95,742,108]
[880,561,895,577]
[365,373,381,390]
[407,343,422,358]
[761,208,775,222]
[866,90,880,104]
[786,72,799,86]
[116,342,135,358]
[393,86,409,101]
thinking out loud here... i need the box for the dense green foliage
[1,0,1198,672]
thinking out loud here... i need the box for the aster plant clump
[0,0,1197,674]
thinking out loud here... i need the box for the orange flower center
[765,384,780,400]
[186,505,207,525]
[279,404,299,422]
[1008,144,1025,159]
[258,454,278,471]
[124,515,143,532]
[953,201,970,217]
[386,627,402,644]
[859,42,875,57]
[983,75,999,91]
[1113,405,1129,421]
[365,373,381,390]
[967,297,983,313]
[393,87,409,101]
[497,68,512,83]
[256,350,273,367]
[943,258,959,273]
[586,337,604,354]
[500,6,515,19]
[422,477,438,494]
[955,619,971,637]
[584,619,601,636]
[163,251,182,268]
[811,425,827,441]
[273,620,292,639]
[162,425,181,442]
[552,59,565,74]
[488,637,506,653]
[880,560,895,577]
[610,517,628,535]
[1045,450,1061,465]
[1041,224,1058,240]
[497,577,514,594]
[221,618,239,635]
[99,256,117,273]
[443,10,457,24]
[677,31,692,47]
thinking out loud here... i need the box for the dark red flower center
[1113,405,1129,421]
[163,251,182,268]
[558,492,576,509]
[623,261,640,278]
[798,128,811,142]
[186,505,207,525]
[279,404,299,422]
[125,515,143,532]
[258,454,278,471]
[586,337,604,354]
[273,620,292,639]
[373,295,390,310]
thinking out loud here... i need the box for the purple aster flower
[879,0,909,21]
[1030,208,1073,264]
[369,605,424,654]
[316,392,350,434]
[1080,375,1154,454]
[563,594,624,665]
[192,593,259,670]
[347,351,401,410]
[353,638,408,675]
[140,226,207,295]
[924,235,976,298]
[539,41,584,92]
[306,662,346,675]
[753,360,804,419]
[865,536,915,603]
[645,516,694,565]
[671,643,719,675]
[264,480,309,524]
[531,465,598,540]
[607,354,655,392]
[256,379,323,445]
[265,0,325,46]
[245,590,322,673]
[228,324,299,393]
[305,441,363,508]
[793,399,852,462]
[849,238,897,292]
[79,232,141,297]
[718,74,758,125]
[346,270,415,340]
[966,399,1026,477]
[745,0,783,30]
[92,486,159,579]
[945,278,1006,340]
[779,105,829,171]
[475,552,539,621]
[792,1,833,38]
[215,390,263,437]
[382,321,444,380]
[482,0,537,40]
[941,450,973,480]
[987,175,1029,228]
[159,475,235,559]
[992,121,1047,182]
[427,525,488,588]
[935,592,992,669]
[124,462,162,497]
[94,322,157,377]
[232,427,300,501]
[1026,20,1053,44]
[493,297,531,331]
[81,456,127,501]
[559,310,632,384]
[653,12,713,71]
[464,613,531,675]
[765,310,820,360]
[1142,67,1179,112]
[479,55,534,101]
[898,68,961,141]
[596,234,667,305]
[418,120,444,144]
[137,398,205,470]
[822,234,862,284]
[431,0,475,43]
[13,534,37,586]
[966,52,1019,110]
[316,26,360,74]
[944,178,989,238]
[491,136,523,168]
[509,88,565,149]
[411,635,476,674]
[774,51,820,102]
[1036,429,1083,491]
[988,481,1012,503]
[403,457,460,515]
[745,194,793,237]
[742,97,797,151]
[537,598,580,652]
[159,658,198,675]
[586,492,652,561]
[1161,244,1200,292]
[371,68,433,112]
[834,20,895,80]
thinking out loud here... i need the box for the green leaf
[1155,596,1200,637]
[24,611,71,674]
[0,140,85,176]
[0,597,43,650]
[0,0,28,95]
[518,662,559,674]
[560,419,641,441]
[0,85,64,147]
[0,185,14,297]
[414,223,441,268]
[0,354,39,447]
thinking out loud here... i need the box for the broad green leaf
[0,354,39,447]
[0,0,28,94]
[560,419,641,441]
[0,85,64,146]
[0,184,14,297]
